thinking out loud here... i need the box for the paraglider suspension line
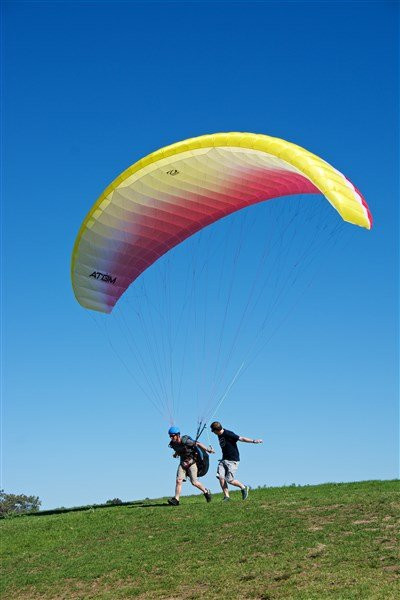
[195,420,207,442]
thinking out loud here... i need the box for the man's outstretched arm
[196,441,215,453]
[238,436,263,444]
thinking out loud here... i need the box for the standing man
[167,426,215,506]
[210,421,262,501]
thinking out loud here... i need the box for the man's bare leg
[174,478,183,500]
[218,477,230,498]
[229,479,245,490]
[191,480,208,494]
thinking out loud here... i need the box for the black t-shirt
[218,429,240,461]
[169,436,196,461]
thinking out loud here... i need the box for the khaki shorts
[177,462,198,484]
[217,460,239,483]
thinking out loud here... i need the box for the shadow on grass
[127,502,171,509]
[2,500,171,519]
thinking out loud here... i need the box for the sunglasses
[169,433,179,437]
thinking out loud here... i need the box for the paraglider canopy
[71,132,372,314]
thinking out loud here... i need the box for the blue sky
[2,1,398,510]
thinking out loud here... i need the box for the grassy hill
[1,480,399,599]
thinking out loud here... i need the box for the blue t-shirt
[218,429,240,461]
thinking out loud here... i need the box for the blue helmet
[168,426,180,435]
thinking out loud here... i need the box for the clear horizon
[2,1,398,510]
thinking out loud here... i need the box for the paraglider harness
[169,422,210,478]
[193,443,209,478]
[193,421,209,478]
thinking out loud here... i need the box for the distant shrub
[0,490,41,516]
[106,498,123,505]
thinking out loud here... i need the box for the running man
[167,426,215,506]
[210,421,262,500]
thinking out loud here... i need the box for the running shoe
[167,497,180,506]
[241,486,249,500]
[204,489,212,502]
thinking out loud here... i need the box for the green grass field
[1,480,399,599]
